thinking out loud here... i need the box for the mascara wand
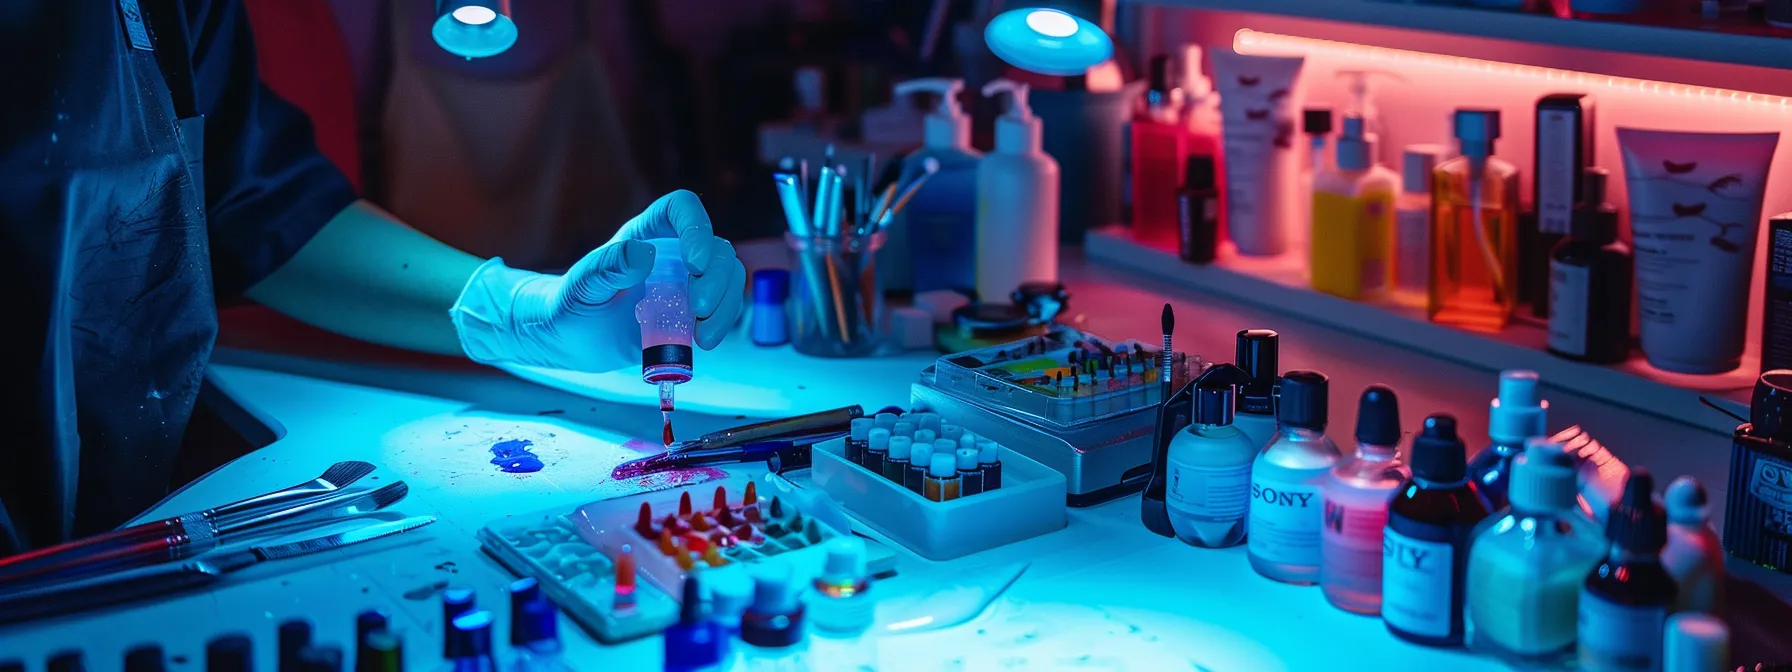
[1142,303,1179,538]
[1160,304,1175,400]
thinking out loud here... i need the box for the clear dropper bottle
[637,239,696,444]
[1320,385,1410,614]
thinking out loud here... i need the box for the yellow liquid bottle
[1310,116,1398,301]
[1428,109,1521,333]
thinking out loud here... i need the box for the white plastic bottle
[883,78,983,294]
[975,80,1060,302]
[1249,371,1342,585]
[1309,115,1400,301]
[1661,476,1726,614]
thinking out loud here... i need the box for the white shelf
[1084,227,1754,435]
[1125,0,1792,90]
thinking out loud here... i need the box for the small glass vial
[924,453,961,502]
[883,436,912,484]
[1383,414,1491,647]
[1580,471,1676,672]
[1429,109,1522,333]
[863,428,890,475]
[1320,385,1410,614]
[1248,371,1341,585]
[956,448,984,496]
[846,418,872,465]
[637,238,695,410]
[907,440,935,494]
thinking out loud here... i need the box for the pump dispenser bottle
[1547,168,1633,364]
[1580,471,1677,672]
[976,80,1059,301]
[884,78,982,294]
[1430,109,1522,332]
[1661,476,1725,614]
[1233,330,1281,449]
[1320,385,1410,614]
[1310,115,1400,300]
[1383,414,1491,647]
[1468,370,1548,511]
[1165,364,1260,548]
[1466,439,1605,667]
[1248,371,1341,585]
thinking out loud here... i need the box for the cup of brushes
[776,148,939,358]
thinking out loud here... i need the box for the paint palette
[931,327,1198,427]
[569,476,895,599]
[477,512,677,643]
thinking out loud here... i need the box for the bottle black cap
[123,645,164,672]
[679,572,707,624]
[1355,385,1401,446]
[1148,54,1174,94]
[1606,469,1667,553]
[1751,370,1792,443]
[1303,108,1333,135]
[47,652,84,672]
[1410,414,1467,482]
[1570,167,1619,244]
[205,634,253,672]
[1193,364,1254,426]
[1184,155,1217,191]
[278,619,312,669]
[1235,330,1280,415]
[1275,370,1330,430]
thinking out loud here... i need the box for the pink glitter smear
[612,439,724,488]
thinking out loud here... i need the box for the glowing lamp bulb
[985,7,1113,76]
[451,6,497,25]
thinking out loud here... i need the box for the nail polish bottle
[925,453,962,502]
[846,418,872,464]
[907,440,936,494]
[884,436,912,484]
[1579,470,1676,672]
[977,440,1003,490]
[1383,414,1491,647]
[1248,371,1340,585]
[863,428,890,476]
[956,448,984,496]
[1320,385,1411,614]
[1465,439,1603,667]
[1662,476,1725,614]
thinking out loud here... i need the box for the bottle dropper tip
[659,382,676,412]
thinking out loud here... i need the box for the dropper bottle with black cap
[1233,330,1281,449]
[1382,414,1491,647]
[1247,370,1341,585]
[1320,385,1411,614]
[1163,364,1260,548]
[1578,470,1676,672]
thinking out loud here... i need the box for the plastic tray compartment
[930,326,1197,428]
[811,437,1068,560]
[478,510,677,643]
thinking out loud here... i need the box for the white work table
[1,249,1786,670]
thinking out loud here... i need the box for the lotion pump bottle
[1320,385,1410,614]
[1465,439,1605,667]
[976,80,1060,301]
[1661,476,1725,614]
[1165,364,1260,549]
[884,77,982,294]
[1310,115,1400,300]
[1467,369,1549,511]
[1248,370,1341,585]
[1233,329,1281,449]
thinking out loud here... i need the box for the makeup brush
[1160,304,1175,401]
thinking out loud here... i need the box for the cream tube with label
[1210,50,1305,257]
[1618,128,1780,374]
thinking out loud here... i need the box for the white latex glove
[451,190,747,373]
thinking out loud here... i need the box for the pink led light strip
[1232,29,1792,109]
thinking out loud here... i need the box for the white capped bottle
[975,79,1059,301]
[1249,371,1341,585]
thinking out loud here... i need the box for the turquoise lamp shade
[433,0,518,59]
[984,7,1114,76]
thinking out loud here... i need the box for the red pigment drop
[662,419,675,446]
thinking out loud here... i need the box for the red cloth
[242,0,362,192]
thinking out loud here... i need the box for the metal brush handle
[694,406,865,449]
[0,514,199,575]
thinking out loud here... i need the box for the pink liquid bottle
[637,238,695,444]
[1320,385,1410,615]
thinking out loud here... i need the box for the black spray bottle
[1578,470,1676,672]
[1382,414,1491,647]
[1547,167,1632,364]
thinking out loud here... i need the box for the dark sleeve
[182,0,359,299]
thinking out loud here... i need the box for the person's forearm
[246,200,485,356]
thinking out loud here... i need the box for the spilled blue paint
[490,439,543,473]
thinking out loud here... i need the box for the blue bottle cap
[514,599,561,650]
[507,578,542,645]
[205,634,253,672]
[277,619,312,667]
[123,644,164,672]
[442,587,476,621]
[446,610,496,659]
[753,269,791,303]
[355,609,389,642]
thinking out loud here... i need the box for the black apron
[0,0,217,553]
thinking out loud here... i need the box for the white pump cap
[1336,116,1372,172]
[982,79,1041,154]
[894,78,970,149]
[1489,369,1548,445]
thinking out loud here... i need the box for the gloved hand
[451,190,747,373]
